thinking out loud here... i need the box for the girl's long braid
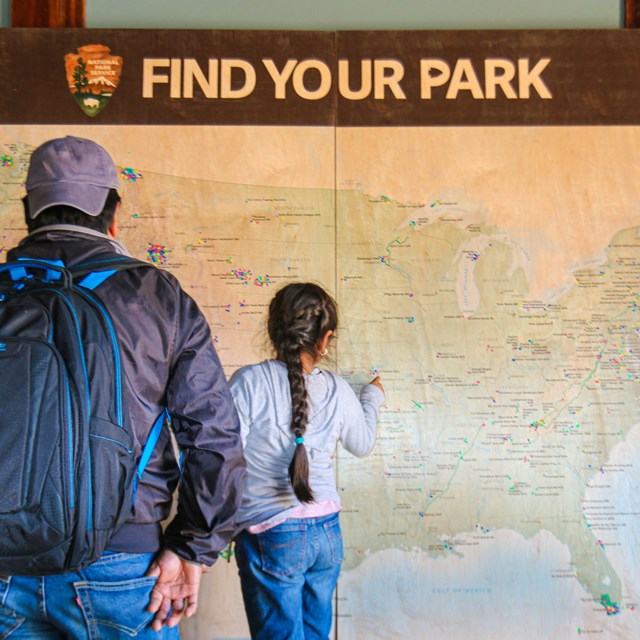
[268,283,337,504]
[282,342,313,502]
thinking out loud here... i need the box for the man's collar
[26,224,131,256]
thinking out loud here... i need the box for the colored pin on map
[600,594,620,616]
[120,167,142,182]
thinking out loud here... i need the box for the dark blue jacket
[8,226,246,565]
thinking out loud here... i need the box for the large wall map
[2,123,639,639]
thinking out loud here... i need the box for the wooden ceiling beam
[11,0,85,28]
[627,0,640,28]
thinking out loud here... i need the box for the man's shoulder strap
[70,252,153,289]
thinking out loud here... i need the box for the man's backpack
[0,255,165,575]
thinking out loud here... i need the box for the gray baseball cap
[25,136,119,219]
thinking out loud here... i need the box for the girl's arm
[339,377,385,457]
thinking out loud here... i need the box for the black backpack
[0,254,165,575]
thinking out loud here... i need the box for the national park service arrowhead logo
[64,45,123,117]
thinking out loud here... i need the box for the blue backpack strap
[77,270,118,290]
[70,254,149,281]
[74,251,154,291]
[132,408,170,505]
[1,258,67,284]
[70,254,151,294]
[70,255,162,507]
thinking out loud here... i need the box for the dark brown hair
[23,188,121,234]
[268,283,338,503]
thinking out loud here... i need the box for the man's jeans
[0,551,179,639]
[235,512,343,640]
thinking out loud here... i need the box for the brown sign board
[0,28,639,126]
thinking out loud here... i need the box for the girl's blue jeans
[0,551,179,639]
[235,512,344,640]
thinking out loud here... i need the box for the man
[0,136,245,638]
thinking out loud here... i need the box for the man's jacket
[7,226,246,565]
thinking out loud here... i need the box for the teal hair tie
[295,436,304,445]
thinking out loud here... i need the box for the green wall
[0,0,625,29]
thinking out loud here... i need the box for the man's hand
[146,548,203,631]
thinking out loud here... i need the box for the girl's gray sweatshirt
[229,359,385,529]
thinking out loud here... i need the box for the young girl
[230,282,384,640]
